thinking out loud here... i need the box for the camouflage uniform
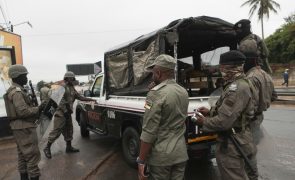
[199,51,257,180]
[244,57,275,180]
[6,82,41,178]
[48,84,83,144]
[140,79,189,180]
[235,19,271,74]
[203,75,257,180]
[239,33,269,63]
[246,67,274,126]
[40,86,50,103]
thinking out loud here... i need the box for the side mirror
[84,90,91,97]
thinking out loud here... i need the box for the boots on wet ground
[20,173,29,180]
[30,176,39,180]
[66,141,80,153]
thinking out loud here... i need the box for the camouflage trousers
[48,110,73,143]
[148,161,186,180]
[250,113,264,145]
[13,128,41,178]
[216,139,258,180]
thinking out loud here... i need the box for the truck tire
[80,112,89,138]
[122,127,140,168]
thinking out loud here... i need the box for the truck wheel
[122,127,139,168]
[80,112,89,137]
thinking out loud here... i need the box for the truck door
[87,75,106,133]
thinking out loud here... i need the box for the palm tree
[241,0,280,39]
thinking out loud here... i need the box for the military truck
[75,16,237,166]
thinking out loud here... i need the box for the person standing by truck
[234,19,271,74]
[4,65,45,180]
[43,71,96,159]
[137,54,189,180]
[195,51,257,180]
[243,51,275,180]
[40,82,51,103]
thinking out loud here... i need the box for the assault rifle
[29,80,38,106]
[229,128,255,174]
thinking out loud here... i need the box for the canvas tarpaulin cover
[132,40,159,85]
[105,16,236,96]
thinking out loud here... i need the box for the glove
[38,101,47,114]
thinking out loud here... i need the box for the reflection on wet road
[88,105,295,180]
[1,105,295,180]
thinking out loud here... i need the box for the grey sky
[1,0,294,83]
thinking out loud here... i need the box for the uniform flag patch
[229,83,237,91]
[144,100,152,110]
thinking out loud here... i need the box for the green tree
[241,0,280,39]
[265,12,295,63]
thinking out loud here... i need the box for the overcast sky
[1,0,294,83]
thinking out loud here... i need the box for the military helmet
[219,50,246,65]
[234,19,251,30]
[64,71,75,78]
[8,64,28,78]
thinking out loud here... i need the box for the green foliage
[242,0,281,38]
[265,12,295,63]
[242,0,280,19]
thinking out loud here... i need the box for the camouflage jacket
[203,75,255,143]
[57,83,84,113]
[246,66,274,114]
[6,83,39,129]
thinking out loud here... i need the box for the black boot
[66,141,80,153]
[30,176,39,180]
[20,173,29,180]
[43,142,52,159]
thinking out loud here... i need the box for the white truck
[75,16,238,166]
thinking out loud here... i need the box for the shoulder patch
[228,83,237,91]
[15,87,22,92]
[151,83,166,91]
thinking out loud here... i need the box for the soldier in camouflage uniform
[40,82,51,103]
[137,54,189,180]
[234,19,272,74]
[196,51,257,180]
[43,71,96,159]
[244,51,275,141]
[4,65,44,180]
[243,51,276,180]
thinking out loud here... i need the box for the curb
[0,136,14,145]
[272,99,295,105]
[81,142,119,180]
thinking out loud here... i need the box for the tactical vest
[3,87,18,119]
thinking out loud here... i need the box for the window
[92,76,102,97]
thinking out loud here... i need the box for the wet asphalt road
[88,104,295,180]
[0,104,294,180]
